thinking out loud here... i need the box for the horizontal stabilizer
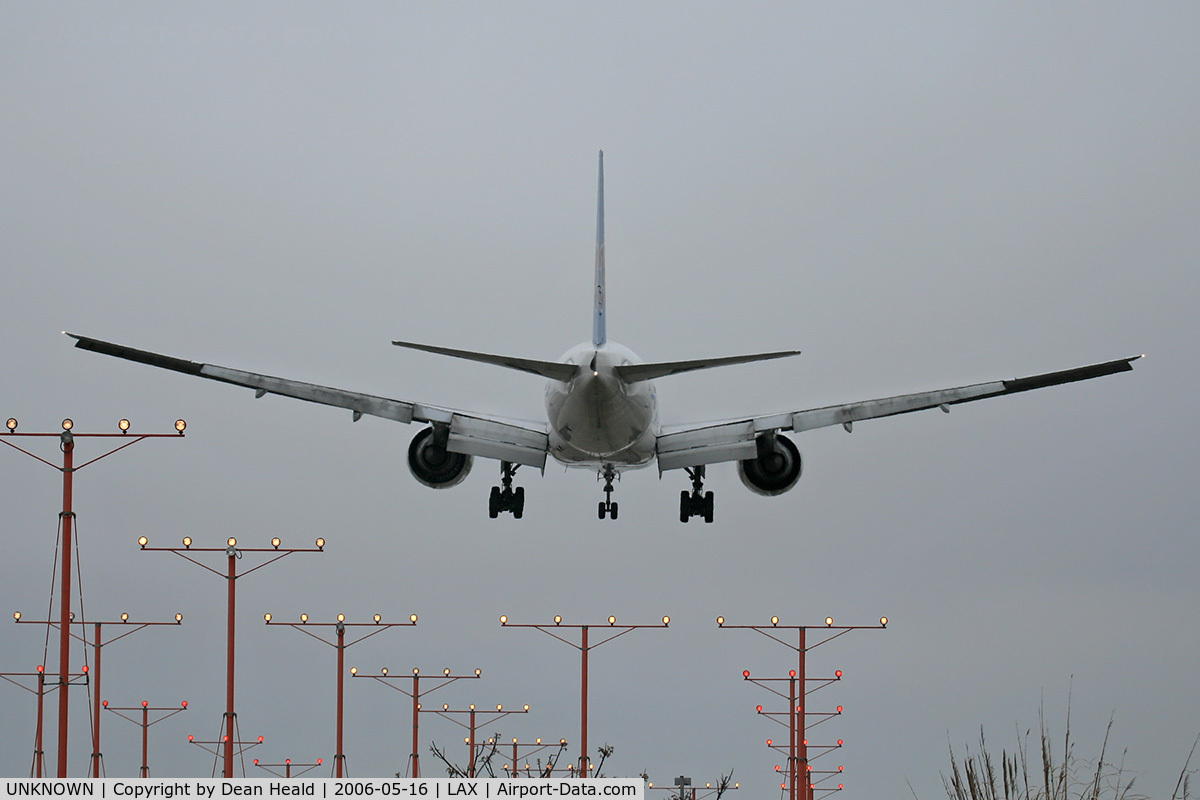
[614,350,801,383]
[392,340,578,382]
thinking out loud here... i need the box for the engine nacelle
[737,432,802,496]
[407,426,473,489]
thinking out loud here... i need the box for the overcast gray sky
[2,3,1197,796]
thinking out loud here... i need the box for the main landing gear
[597,465,619,520]
[679,465,714,523]
[488,461,525,519]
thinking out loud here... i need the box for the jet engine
[737,432,802,496]
[407,426,473,489]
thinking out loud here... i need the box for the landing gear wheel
[489,486,501,519]
[597,464,620,521]
[679,467,715,523]
[489,461,526,519]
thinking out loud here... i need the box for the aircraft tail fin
[593,150,606,347]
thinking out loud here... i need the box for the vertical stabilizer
[593,150,606,346]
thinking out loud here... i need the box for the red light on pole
[718,616,886,800]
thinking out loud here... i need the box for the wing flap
[448,414,548,469]
[656,420,758,471]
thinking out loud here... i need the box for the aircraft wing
[655,355,1141,472]
[66,334,550,469]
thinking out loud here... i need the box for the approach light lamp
[469,704,475,711]
[120,612,129,622]
[474,668,481,676]
[381,667,388,676]
[412,667,419,675]
[835,669,843,679]
[5,418,16,432]
[271,537,281,549]
[182,537,192,548]
[716,616,725,626]
[553,615,562,625]
[880,616,888,627]
[175,613,183,622]
[118,419,130,433]
[350,667,357,676]
[499,615,508,624]
[138,536,148,548]
[771,616,779,626]
[264,614,272,623]
[12,612,20,621]
[443,668,451,675]
[142,700,148,708]
[409,614,418,623]
[497,704,503,711]
[662,615,670,626]
[61,419,73,431]
[608,615,616,625]
[373,614,382,623]
[300,614,308,623]
[337,614,346,623]
[826,616,834,626]
[227,537,237,548]
[175,419,187,433]
[522,704,530,711]
[315,538,325,549]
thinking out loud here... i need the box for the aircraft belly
[546,378,655,467]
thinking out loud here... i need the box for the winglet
[593,150,606,347]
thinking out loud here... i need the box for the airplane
[66,152,1140,523]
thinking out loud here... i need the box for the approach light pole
[351,667,481,778]
[427,703,530,778]
[647,776,740,799]
[102,700,188,777]
[139,536,324,777]
[502,737,569,778]
[0,664,85,778]
[2,417,186,776]
[717,615,887,800]
[264,613,418,777]
[253,757,324,779]
[13,611,184,777]
[499,614,670,777]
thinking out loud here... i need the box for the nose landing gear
[597,465,619,520]
[488,461,525,519]
[679,465,714,523]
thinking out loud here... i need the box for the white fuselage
[545,341,659,469]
